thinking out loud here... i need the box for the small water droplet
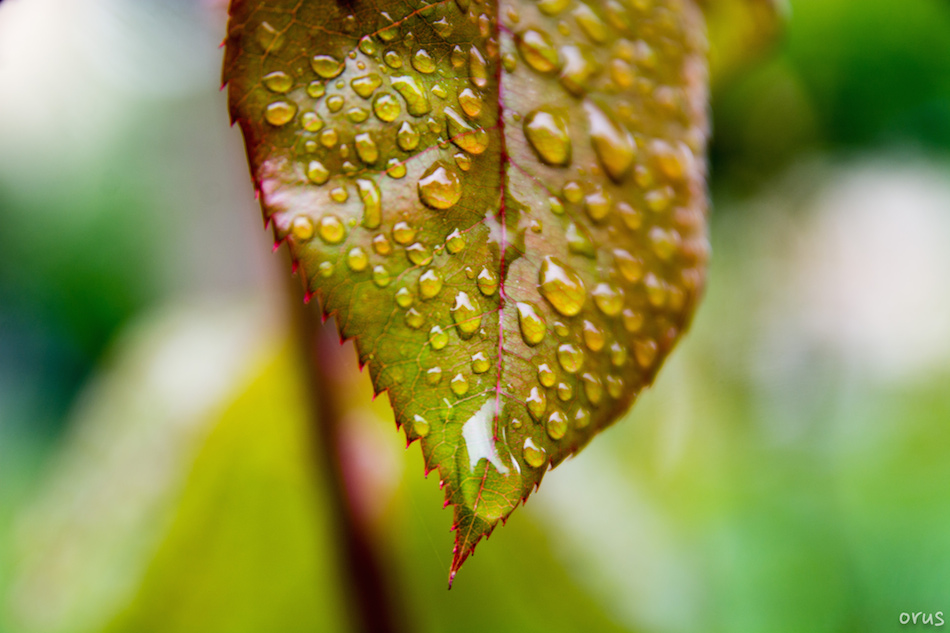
[471,352,490,374]
[432,16,453,38]
[395,286,414,308]
[566,222,595,257]
[476,268,498,296]
[451,373,470,396]
[392,75,431,116]
[426,366,443,385]
[581,372,603,405]
[392,221,416,245]
[407,243,433,267]
[265,101,296,126]
[412,414,430,438]
[386,158,407,179]
[397,122,421,151]
[538,363,556,388]
[645,186,673,213]
[350,74,382,99]
[302,112,325,132]
[384,50,403,68]
[318,261,334,277]
[523,438,546,468]
[405,307,425,329]
[371,93,401,122]
[610,58,635,88]
[546,410,568,440]
[412,49,437,74]
[263,71,293,93]
[573,3,609,43]
[584,188,612,222]
[516,301,546,346]
[319,214,345,243]
[307,160,330,185]
[539,256,586,316]
[311,54,344,79]
[469,46,489,88]
[516,29,559,73]
[592,282,624,316]
[562,181,583,203]
[354,133,379,164]
[526,386,546,421]
[622,308,644,332]
[458,88,483,117]
[353,179,381,229]
[574,407,591,429]
[320,128,338,148]
[556,381,574,401]
[418,163,462,210]
[326,95,345,112]
[307,81,326,98]
[446,107,489,154]
[347,246,369,271]
[418,268,443,298]
[559,45,599,96]
[291,216,314,241]
[609,341,627,367]
[373,265,391,287]
[644,273,667,307]
[523,108,571,166]
[330,186,348,203]
[649,226,679,261]
[613,248,643,282]
[634,338,658,368]
[446,229,466,253]
[557,343,584,373]
[429,325,449,350]
[451,291,482,338]
[373,234,392,255]
[606,375,624,398]
[358,36,377,56]
[582,320,605,351]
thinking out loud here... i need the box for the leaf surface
[224,0,709,583]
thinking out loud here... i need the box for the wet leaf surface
[225,0,709,583]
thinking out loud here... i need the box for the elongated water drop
[311,54,344,78]
[516,302,546,346]
[392,76,431,116]
[539,256,586,316]
[524,108,571,166]
[419,269,443,298]
[355,179,381,229]
[585,101,635,182]
[418,163,462,210]
[451,291,482,338]
[523,438,546,468]
[546,411,568,440]
[516,29,559,73]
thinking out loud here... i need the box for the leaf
[224,0,710,583]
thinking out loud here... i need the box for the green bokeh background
[2,0,949,631]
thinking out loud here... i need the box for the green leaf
[224,0,710,582]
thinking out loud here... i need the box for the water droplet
[412,414,430,438]
[574,407,591,429]
[622,308,644,332]
[618,202,642,231]
[523,108,571,166]
[539,256,586,316]
[634,338,658,368]
[645,186,673,213]
[471,352,490,374]
[451,291,482,338]
[582,320,605,351]
[585,101,636,182]
[573,3,609,43]
[502,53,518,72]
[613,248,643,282]
[265,101,296,126]
[407,243,433,267]
[431,83,448,99]
[526,386,546,421]
[426,366,443,385]
[584,188,612,222]
[384,50,402,68]
[291,216,314,241]
[609,341,627,367]
[546,410,568,440]
[432,16,453,38]
[644,272,667,307]
[563,181,583,203]
[263,71,293,93]
[557,343,584,373]
[469,46,489,88]
[405,308,425,329]
[358,36,377,56]
[550,197,565,215]
[445,107,489,154]
[559,45,599,96]
[392,75,431,116]
[373,265,391,287]
[412,49,436,74]
[451,373,469,396]
[516,301,546,346]
[256,21,285,52]
[649,226,678,261]
[326,95,345,112]
[523,438,546,468]
[446,229,466,253]
[354,133,378,164]
[319,128,338,148]
[538,363,556,387]
[450,45,467,69]
[511,418,524,430]
[347,246,369,271]
[307,160,330,185]
[566,222,595,258]
[318,261,334,277]
[330,186,348,203]
[537,0,570,15]
[592,282,623,316]
[418,163,462,210]
[610,58,635,88]
[429,325,449,350]
[392,221,416,245]
[302,112,324,132]
[373,234,392,255]
[348,75,380,100]
[458,88,483,117]
[418,268,442,298]
[352,179,382,229]
[319,214,345,243]
[395,286,414,308]
[307,81,326,98]
[516,29,560,73]
[581,372,603,405]
[476,268,498,296]
[311,54,344,79]
[396,122,420,151]
[556,381,574,401]
[606,375,624,398]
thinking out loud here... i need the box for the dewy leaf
[224,0,710,583]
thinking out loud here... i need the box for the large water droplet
[557,343,584,373]
[263,71,293,93]
[311,54,344,79]
[418,163,462,210]
[559,45,599,96]
[419,268,443,298]
[396,122,420,151]
[347,246,369,272]
[318,214,345,244]
[516,302,546,346]
[476,268,498,296]
[584,101,636,181]
[392,76,431,116]
[412,49,436,74]
[265,101,296,126]
[516,29,560,73]
[445,107,489,154]
[451,291,482,338]
[373,93,401,122]
[539,256,586,316]
[526,386,546,421]
[523,108,571,166]
[351,73,382,98]
[458,88,483,118]
[546,410,568,440]
[538,363,556,387]
[523,438,546,468]
[307,160,330,185]
[355,132,379,164]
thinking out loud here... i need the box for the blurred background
[1,0,949,631]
